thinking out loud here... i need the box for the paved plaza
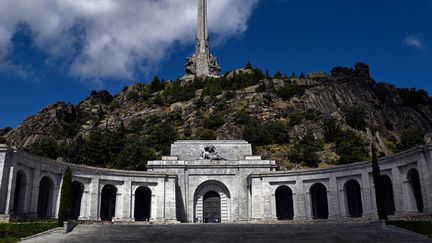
[23,222,429,243]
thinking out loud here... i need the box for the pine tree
[58,167,72,226]
[372,145,387,220]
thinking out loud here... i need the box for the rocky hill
[2,63,431,170]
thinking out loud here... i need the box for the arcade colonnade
[1,142,432,223]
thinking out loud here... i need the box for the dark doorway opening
[275,186,294,220]
[13,170,27,214]
[69,181,84,220]
[203,191,221,223]
[100,184,117,221]
[310,183,328,219]
[37,176,54,218]
[134,186,151,221]
[381,175,395,216]
[408,169,424,213]
[345,180,363,218]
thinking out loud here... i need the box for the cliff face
[3,63,431,168]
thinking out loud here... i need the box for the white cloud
[403,35,426,50]
[0,0,258,82]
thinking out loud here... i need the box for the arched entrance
[345,180,363,218]
[100,184,117,221]
[381,175,395,216]
[194,181,231,223]
[134,186,151,221]
[37,176,54,218]
[69,181,84,220]
[407,169,424,213]
[310,183,328,219]
[203,191,221,223]
[275,186,294,220]
[13,170,27,214]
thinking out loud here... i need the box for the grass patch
[0,222,57,243]
[388,221,432,236]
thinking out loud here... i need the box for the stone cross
[185,0,221,77]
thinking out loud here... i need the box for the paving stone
[22,222,430,243]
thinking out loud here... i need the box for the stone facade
[0,141,431,223]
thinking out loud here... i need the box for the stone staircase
[21,222,430,243]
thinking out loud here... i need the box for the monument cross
[185,0,221,77]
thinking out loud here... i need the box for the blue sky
[0,0,431,128]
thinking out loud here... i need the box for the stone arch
[407,168,424,213]
[13,170,28,214]
[310,183,328,219]
[100,184,117,221]
[70,181,84,220]
[275,186,294,220]
[381,175,395,216]
[134,186,151,221]
[37,176,55,218]
[194,180,231,223]
[345,180,363,218]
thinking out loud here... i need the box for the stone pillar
[361,172,377,219]
[338,187,348,218]
[270,189,277,220]
[79,183,90,220]
[29,168,40,217]
[164,177,177,222]
[391,167,403,215]
[0,145,9,213]
[5,166,15,214]
[328,177,340,219]
[294,179,306,220]
[418,152,432,213]
[88,177,99,220]
[250,178,264,221]
[122,180,132,221]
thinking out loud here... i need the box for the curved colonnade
[0,142,431,223]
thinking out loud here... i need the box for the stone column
[338,187,348,218]
[88,177,99,220]
[5,166,15,215]
[270,189,277,220]
[29,168,40,217]
[164,177,177,222]
[79,183,90,220]
[418,152,432,213]
[328,176,340,219]
[122,180,132,221]
[391,167,403,215]
[361,172,377,219]
[294,179,306,220]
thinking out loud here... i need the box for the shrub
[398,88,429,107]
[335,130,369,164]
[147,123,177,154]
[110,138,156,171]
[243,119,289,145]
[25,137,66,160]
[323,118,343,143]
[203,114,225,130]
[58,167,72,226]
[196,128,217,140]
[342,106,368,131]
[234,111,250,125]
[397,128,425,152]
[150,76,165,93]
[288,131,321,167]
[276,84,305,101]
